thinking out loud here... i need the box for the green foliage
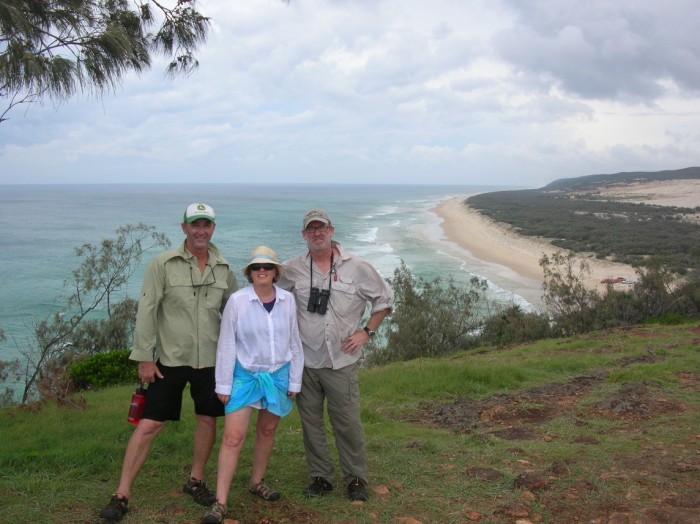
[675,278,700,315]
[366,253,699,365]
[366,261,488,366]
[0,359,19,408]
[479,304,552,346]
[645,312,690,325]
[0,223,169,404]
[630,259,696,317]
[68,349,136,390]
[540,251,700,335]
[589,286,640,328]
[69,223,170,317]
[467,172,700,274]
[540,251,601,335]
[543,167,700,191]
[0,0,211,122]
[70,298,137,355]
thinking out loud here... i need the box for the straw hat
[242,246,284,278]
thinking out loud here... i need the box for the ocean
[0,183,523,375]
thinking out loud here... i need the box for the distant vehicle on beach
[600,277,634,285]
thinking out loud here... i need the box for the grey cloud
[496,0,700,100]
[2,0,699,187]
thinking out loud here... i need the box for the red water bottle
[127,385,147,425]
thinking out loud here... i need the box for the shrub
[366,261,488,366]
[70,298,138,355]
[540,251,601,335]
[675,278,700,316]
[645,312,690,325]
[540,253,700,334]
[480,305,552,346]
[68,349,137,390]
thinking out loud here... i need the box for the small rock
[514,472,548,491]
[495,503,530,517]
[372,485,390,496]
[520,490,536,502]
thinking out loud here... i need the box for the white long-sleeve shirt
[215,284,303,395]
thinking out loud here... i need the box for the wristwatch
[363,326,376,338]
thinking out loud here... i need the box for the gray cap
[303,209,331,229]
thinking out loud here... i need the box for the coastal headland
[431,179,700,308]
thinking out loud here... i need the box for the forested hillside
[466,168,700,273]
[543,166,700,191]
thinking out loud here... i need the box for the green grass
[2,322,699,523]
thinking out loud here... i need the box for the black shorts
[141,361,224,422]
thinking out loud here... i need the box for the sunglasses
[250,263,276,271]
[190,266,216,288]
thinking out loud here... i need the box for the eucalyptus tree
[0,0,210,122]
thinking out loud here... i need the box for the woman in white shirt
[203,246,304,524]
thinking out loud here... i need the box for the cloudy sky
[2,0,699,187]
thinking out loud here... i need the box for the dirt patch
[409,358,700,524]
[593,381,684,419]
[418,371,608,434]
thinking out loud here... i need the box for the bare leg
[190,414,217,481]
[115,419,165,498]
[250,409,281,486]
[214,408,254,504]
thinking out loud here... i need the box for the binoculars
[307,287,330,314]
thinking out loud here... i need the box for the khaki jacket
[130,242,237,368]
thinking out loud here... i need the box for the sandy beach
[431,179,700,308]
[431,197,638,308]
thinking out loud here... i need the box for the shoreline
[430,196,638,308]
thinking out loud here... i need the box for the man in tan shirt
[279,209,394,502]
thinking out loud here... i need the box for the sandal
[248,480,281,501]
[183,477,216,506]
[99,494,129,521]
[202,502,227,524]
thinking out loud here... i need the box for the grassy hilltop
[2,322,699,523]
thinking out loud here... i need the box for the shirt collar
[177,241,226,266]
[245,284,284,302]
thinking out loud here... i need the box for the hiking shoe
[183,477,216,506]
[249,480,281,501]
[202,502,227,524]
[99,495,128,522]
[347,478,368,501]
[303,476,334,497]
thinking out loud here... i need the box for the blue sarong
[225,361,292,417]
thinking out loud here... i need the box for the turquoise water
[0,183,517,366]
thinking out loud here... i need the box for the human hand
[217,394,230,405]
[341,329,369,355]
[138,361,163,384]
[288,391,298,400]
